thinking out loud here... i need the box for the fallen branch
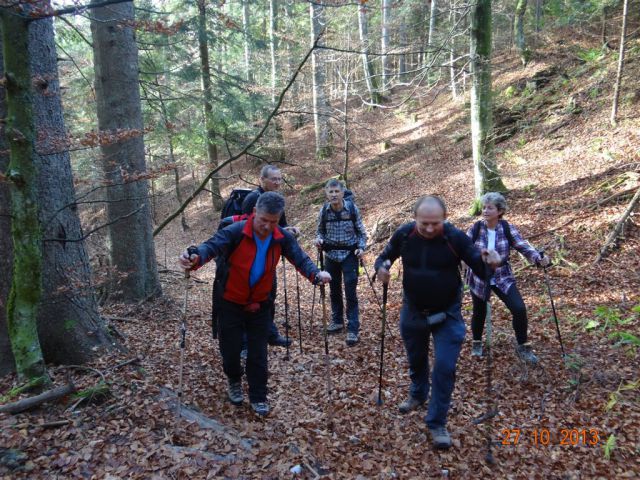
[595,186,640,262]
[107,357,141,371]
[40,420,71,429]
[103,315,140,323]
[0,382,76,414]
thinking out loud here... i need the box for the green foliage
[603,434,616,460]
[577,47,605,64]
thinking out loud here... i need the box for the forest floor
[2,31,640,479]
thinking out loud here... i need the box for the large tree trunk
[470,0,506,202]
[197,0,223,211]
[310,0,332,158]
[90,0,161,302]
[426,0,437,70]
[449,0,459,100]
[514,0,530,66]
[2,4,112,378]
[358,2,381,105]
[610,0,629,127]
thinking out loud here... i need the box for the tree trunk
[242,0,252,83]
[358,2,381,105]
[514,0,530,66]
[610,0,629,127]
[0,12,47,382]
[270,0,278,105]
[535,0,542,33]
[381,0,391,92]
[197,0,223,211]
[90,0,161,302]
[470,0,506,203]
[426,0,437,69]
[310,0,332,158]
[449,0,459,100]
[398,17,407,78]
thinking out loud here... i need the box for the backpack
[319,189,359,234]
[220,188,252,219]
[470,219,515,248]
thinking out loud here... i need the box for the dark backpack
[220,188,252,219]
[470,219,515,248]
[319,189,359,234]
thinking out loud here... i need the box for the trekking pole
[281,257,291,360]
[177,246,197,420]
[539,250,566,358]
[310,248,320,333]
[318,250,333,413]
[295,266,303,354]
[376,282,389,406]
[360,258,384,314]
[483,269,496,465]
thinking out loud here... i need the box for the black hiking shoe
[429,426,452,450]
[516,343,539,365]
[326,322,344,334]
[268,335,292,347]
[251,402,270,417]
[227,381,243,406]
[471,340,483,357]
[346,332,359,346]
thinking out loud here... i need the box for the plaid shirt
[316,200,367,262]
[465,220,542,298]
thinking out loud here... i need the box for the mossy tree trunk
[470,0,506,207]
[0,12,48,382]
[514,0,531,66]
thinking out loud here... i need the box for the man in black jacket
[242,165,300,347]
[375,196,500,449]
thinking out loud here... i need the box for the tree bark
[242,0,252,83]
[310,0,332,158]
[269,0,278,106]
[90,0,161,302]
[449,0,459,100]
[196,0,223,211]
[610,0,629,127]
[358,2,382,105]
[381,0,391,92]
[426,0,437,70]
[514,0,530,66]
[470,0,506,202]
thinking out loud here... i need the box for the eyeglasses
[267,177,282,182]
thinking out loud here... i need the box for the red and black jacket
[195,214,318,305]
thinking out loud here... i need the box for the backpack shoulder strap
[471,220,483,243]
[500,220,515,248]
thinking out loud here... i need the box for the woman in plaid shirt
[465,192,550,364]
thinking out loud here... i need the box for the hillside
[2,31,639,479]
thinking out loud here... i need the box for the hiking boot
[268,335,292,347]
[471,340,483,357]
[398,396,424,414]
[516,343,539,365]
[326,322,344,334]
[227,381,243,406]
[345,332,359,346]
[429,426,452,450]
[251,402,270,417]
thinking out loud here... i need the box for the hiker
[375,195,501,449]
[465,192,550,364]
[242,165,300,347]
[179,192,331,416]
[314,179,367,346]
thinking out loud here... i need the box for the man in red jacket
[180,192,331,417]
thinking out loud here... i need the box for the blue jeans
[325,254,360,334]
[218,299,270,403]
[399,294,465,428]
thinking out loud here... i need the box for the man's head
[413,195,447,239]
[253,191,284,239]
[324,179,345,208]
[259,165,283,192]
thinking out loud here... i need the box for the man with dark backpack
[180,192,331,416]
[241,165,300,348]
[315,179,367,346]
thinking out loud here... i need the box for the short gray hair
[480,192,507,216]
[260,165,281,179]
[256,191,285,215]
[325,178,345,190]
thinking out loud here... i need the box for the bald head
[413,196,446,239]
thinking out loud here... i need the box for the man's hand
[316,271,331,284]
[354,248,364,258]
[376,260,391,284]
[179,249,199,270]
[538,255,551,267]
[285,226,301,237]
[481,249,501,269]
